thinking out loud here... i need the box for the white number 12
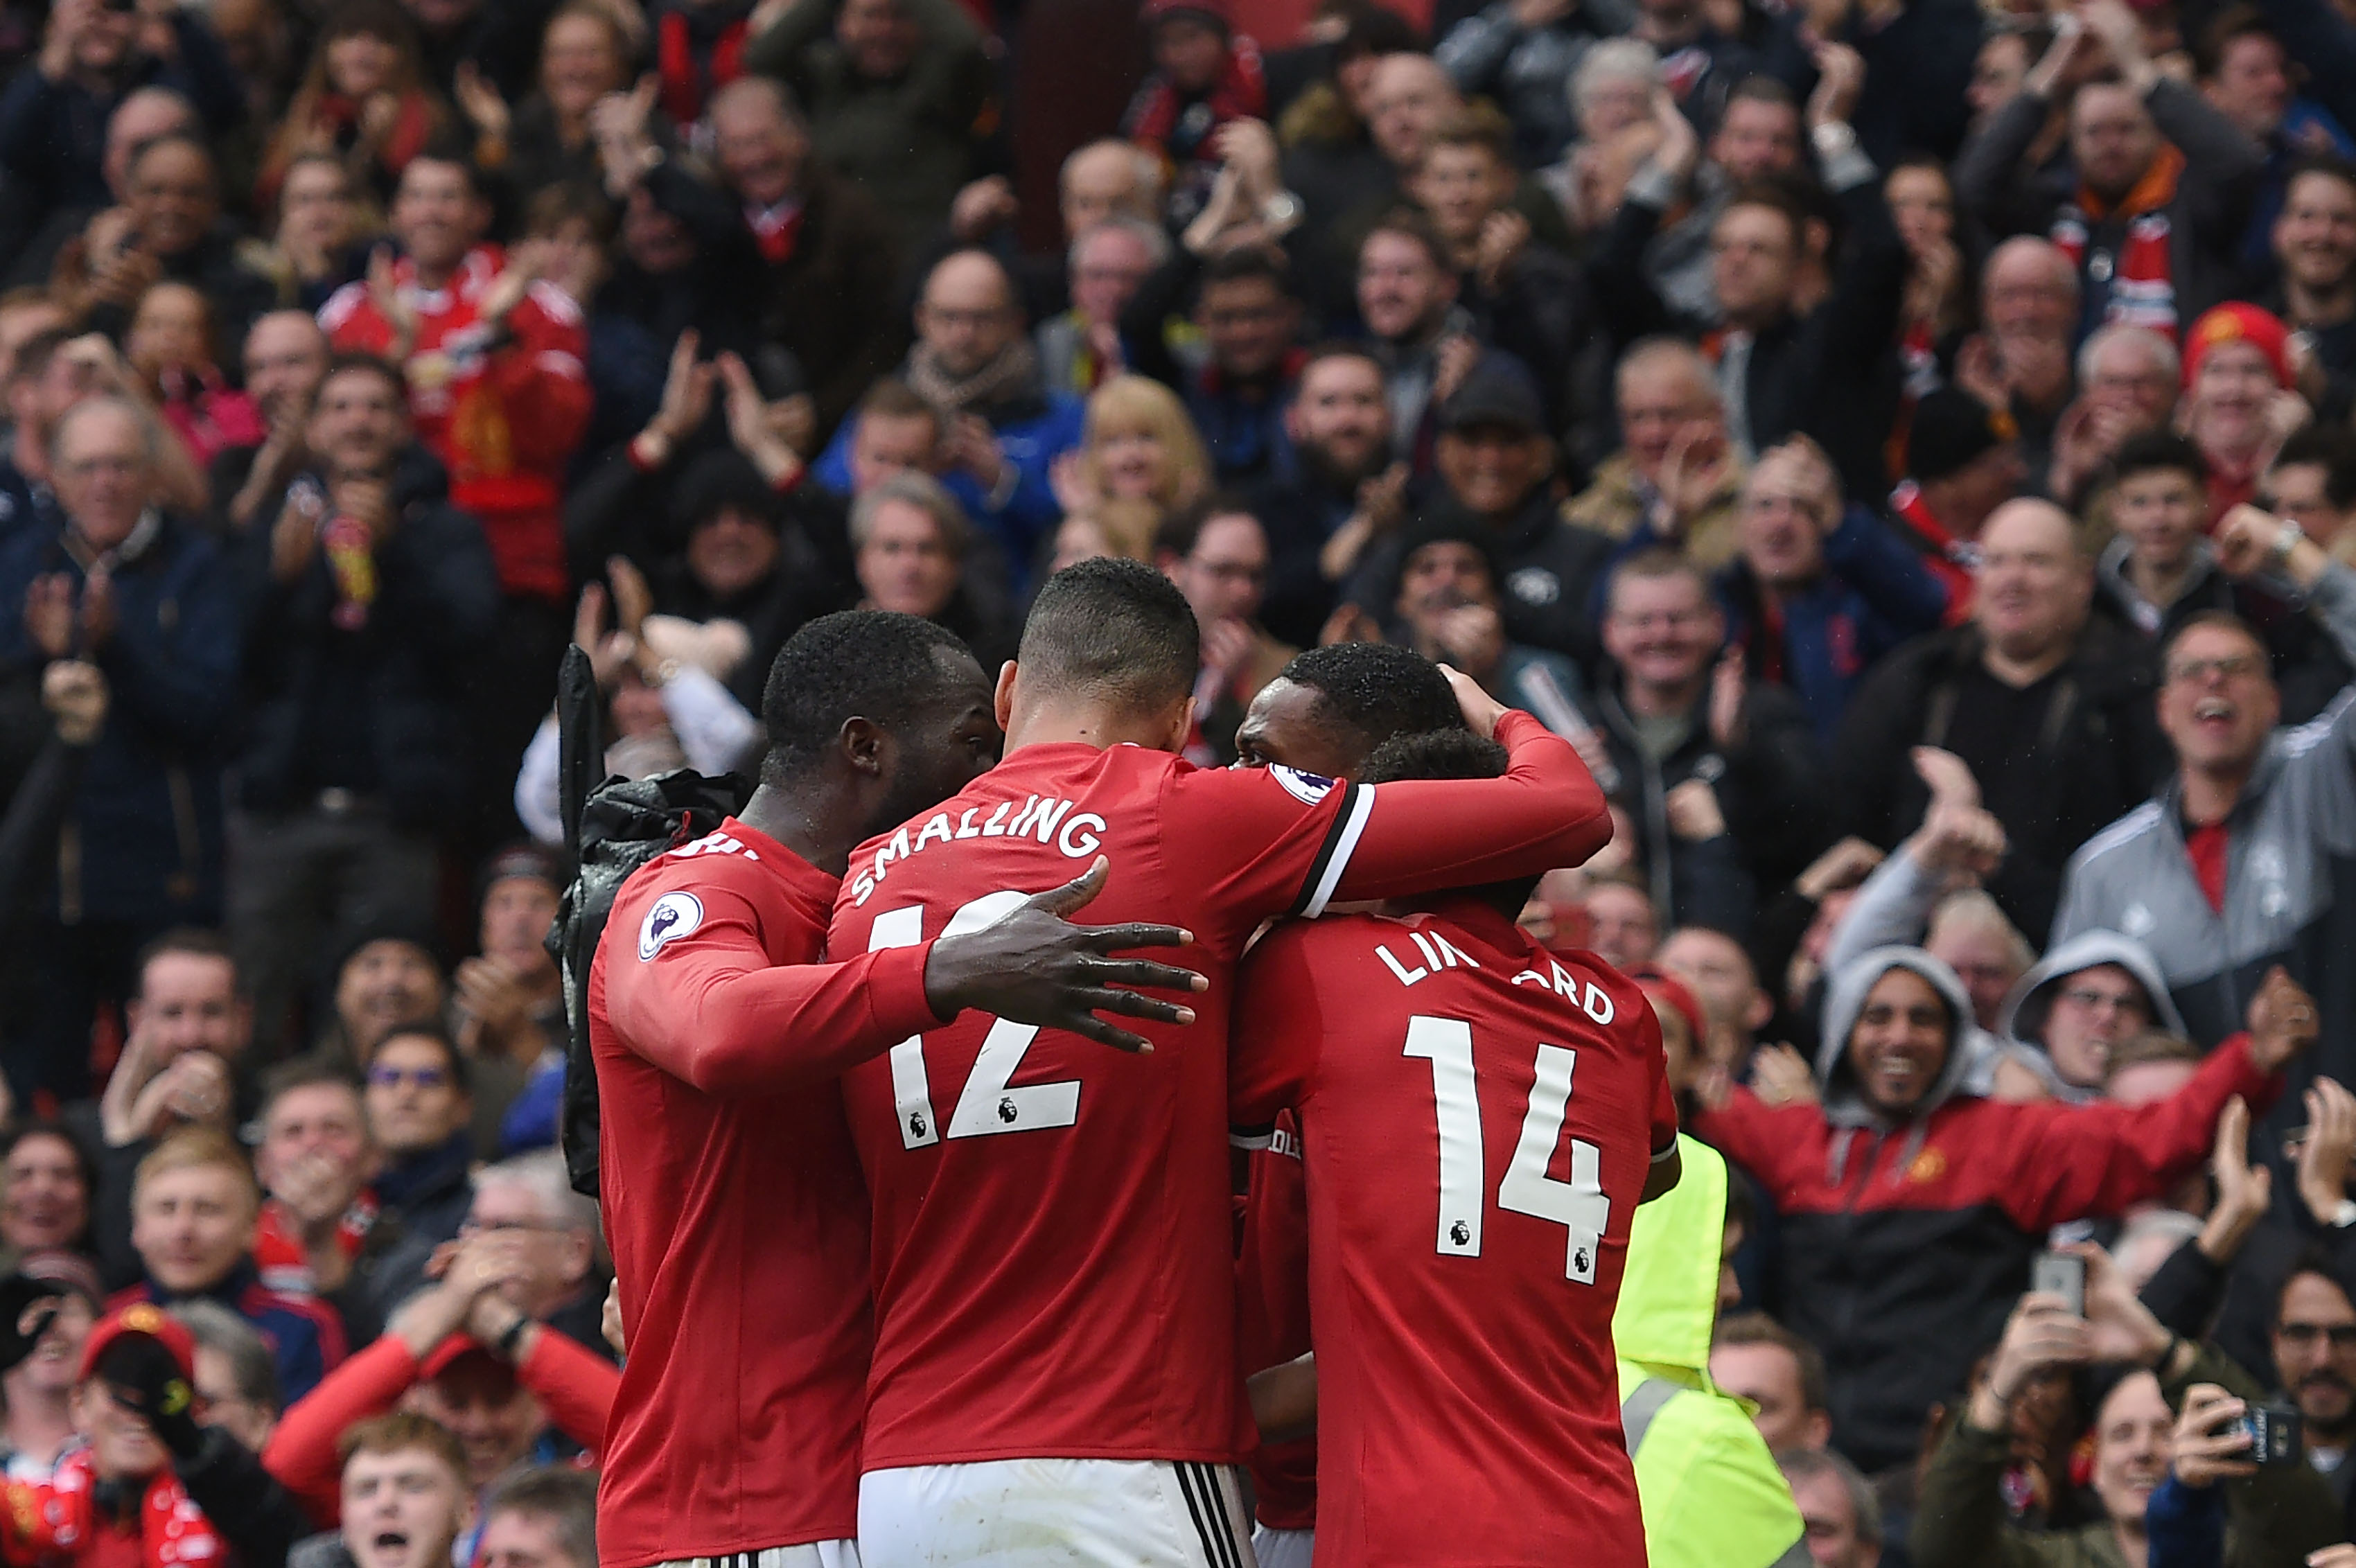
[868,895,1082,1149]
[1402,1014,1608,1284]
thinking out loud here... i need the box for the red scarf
[1124,35,1266,160]
[1889,481,1976,625]
[2,1452,225,1568]
[254,1188,380,1294]
[2049,143,2186,340]
[656,11,747,128]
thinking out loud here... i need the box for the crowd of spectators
[14,0,2356,1552]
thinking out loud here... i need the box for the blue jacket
[2145,1474,2225,1568]
[1716,504,1951,743]
[815,394,1083,585]
[115,1261,349,1404]
[0,510,240,922]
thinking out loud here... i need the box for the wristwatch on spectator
[2275,520,2304,564]
[2330,1198,2356,1229]
[1811,121,1857,159]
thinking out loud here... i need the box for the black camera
[2241,1402,2305,1468]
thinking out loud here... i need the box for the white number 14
[1402,1015,1608,1284]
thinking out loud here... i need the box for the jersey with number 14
[825,712,1610,1473]
[1231,899,1675,1567]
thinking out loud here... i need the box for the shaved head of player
[832,559,1614,1568]
[589,608,1206,1568]
[1231,642,1464,780]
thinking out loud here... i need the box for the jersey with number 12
[825,712,1610,1472]
[1231,899,1675,1567]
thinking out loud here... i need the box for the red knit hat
[2182,303,2292,390]
[80,1303,195,1382]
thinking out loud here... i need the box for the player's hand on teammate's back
[922,856,1208,1054]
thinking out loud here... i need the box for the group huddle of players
[586,558,1678,1568]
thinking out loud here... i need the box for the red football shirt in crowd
[589,818,951,1566]
[1230,902,1676,1567]
[825,709,1608,1472]
[320,246,590,601]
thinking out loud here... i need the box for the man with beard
[1251,344,1397,647]
[2271,1262,2356,1499]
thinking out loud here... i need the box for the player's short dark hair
[1017,558,1200,714]
[2272,423,2356,509]
[1277,644,1461,759]
[2111,428,2207,488]
[761,610,981,784]
[1357,727,1534,915]
[1713,1310,1830,1413]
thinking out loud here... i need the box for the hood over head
[1997,928,2186,1052]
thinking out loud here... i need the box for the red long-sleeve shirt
[262,1329,616,1527]
[589,820,947,1565]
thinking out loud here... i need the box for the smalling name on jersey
[849,794,1108,907]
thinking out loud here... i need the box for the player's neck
[738,780,866,877]
[1004,703,1181,755]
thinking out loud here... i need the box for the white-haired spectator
[171,1296,280,1453]
[465,1152,604,1357]
[2052,323,2183,506]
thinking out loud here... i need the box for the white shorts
[859,1458,1257,1567]
[1247,1526,1311,1568]
[653,1547,859,1568]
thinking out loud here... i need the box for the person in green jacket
[1612,1131,1811,1568]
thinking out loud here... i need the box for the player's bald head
[761,610,987,785]
[1015,558,1200,714]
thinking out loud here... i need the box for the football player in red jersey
[1228,640,1470,1568]
[1230,727,1680,1567]
[827,559,1611,1567]
[590,610,1207,1568]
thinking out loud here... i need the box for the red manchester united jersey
[1230,900,1676,1567]
[590,819,947,1565]
[825,711,1610,1471]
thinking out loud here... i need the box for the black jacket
[236,448,500,829]
[1834,615,2171,942]
[1590,153,1909,502]
[1592,669,1832,936]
